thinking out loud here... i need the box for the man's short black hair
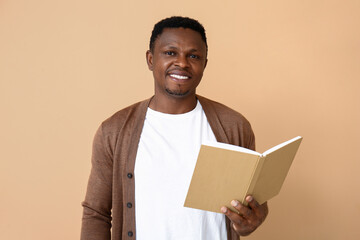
[149,16,207,52]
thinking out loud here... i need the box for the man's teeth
[170,74,189,80]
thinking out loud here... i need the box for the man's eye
[165,51,175,56]
[189,54,199,59]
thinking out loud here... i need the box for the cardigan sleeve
[81,125,113,240]
[246,125,256,151]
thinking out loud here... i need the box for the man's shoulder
[100,98,151,135]
[197,95,251,125]
[198,95,255,149]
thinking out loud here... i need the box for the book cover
[184,136,302,213]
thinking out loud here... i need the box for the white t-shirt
[134,101,227,240]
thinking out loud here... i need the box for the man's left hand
[221,196,268,236]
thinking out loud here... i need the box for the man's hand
[221,196,268,236]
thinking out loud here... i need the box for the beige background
[1,0,359,239]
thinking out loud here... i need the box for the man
[81,16,268,240]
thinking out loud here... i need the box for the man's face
[146,28,208,98]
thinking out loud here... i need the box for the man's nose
[174,54,189,68]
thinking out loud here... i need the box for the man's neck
[149,94,197,114]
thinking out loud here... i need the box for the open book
[184,136,302,213]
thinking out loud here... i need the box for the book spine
[243,155,266,206]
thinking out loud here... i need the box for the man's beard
[165,88,190,97]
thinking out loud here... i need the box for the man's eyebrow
[159,45,178,51]
[188,48,200,52]
[162,46,200,52]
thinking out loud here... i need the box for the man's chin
[165,88,190,97]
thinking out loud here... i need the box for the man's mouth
[169,74,190,80]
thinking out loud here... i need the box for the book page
[202,140,261,156]
[262,136,302,156]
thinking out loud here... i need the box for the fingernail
[232,223,238,231]
[221,207,227,213]
[231,200,239,207]
[246,196,253,202]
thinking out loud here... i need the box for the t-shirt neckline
[147,100,201,119]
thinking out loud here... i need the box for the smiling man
[81,16,268,240]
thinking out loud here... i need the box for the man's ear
[146,50,154,71]
[204,58,208,69]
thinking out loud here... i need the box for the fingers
[221,205,253,236]
[221,199,251,217]
[221,206,248,234]
[221,196,268,220]
[220,195,269,236]
[221,206,246,223]
[231,199,252,218]
[246,195,259,209]
[246,196,269,220]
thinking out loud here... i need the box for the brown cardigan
[81,95,255,240]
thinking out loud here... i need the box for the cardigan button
[127,173,133,178]
[127,202,132,208]
[128,231,133,237]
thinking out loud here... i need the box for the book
[184,136,302,213]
